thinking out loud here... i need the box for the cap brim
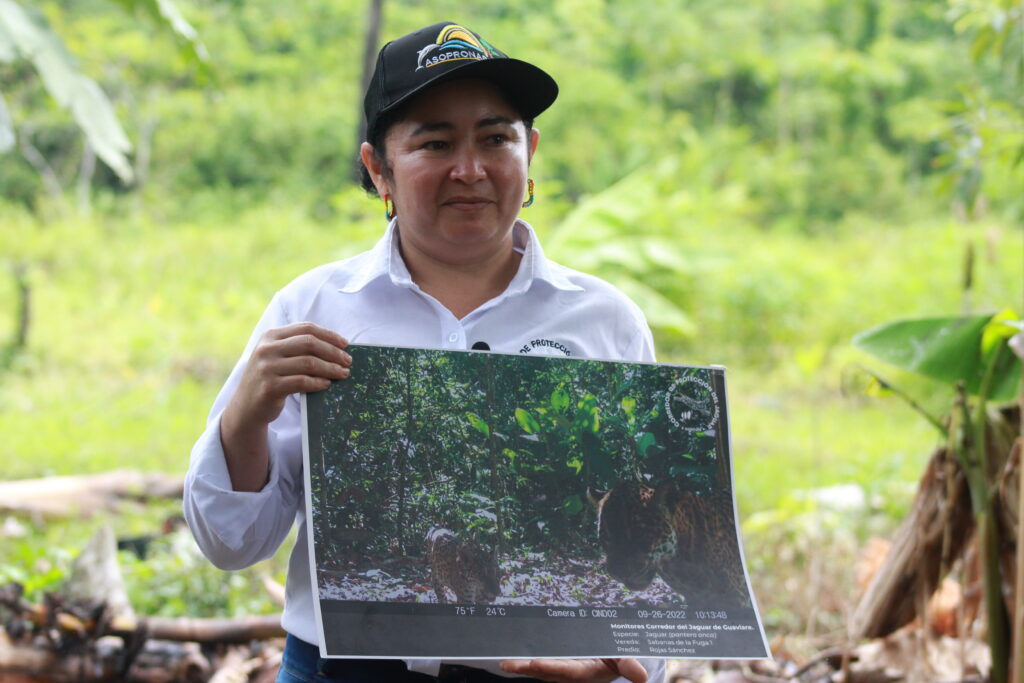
[379,58,558,127]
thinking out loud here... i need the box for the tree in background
[0,0,207,192]
[940,0,1023,220]
[0,0,206,367]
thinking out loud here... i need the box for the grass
[0,196,1021,626]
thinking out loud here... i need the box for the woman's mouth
[443,196,493,211]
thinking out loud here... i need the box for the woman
[184,22,663,683]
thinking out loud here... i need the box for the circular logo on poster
[665,375,719,433]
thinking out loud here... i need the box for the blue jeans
[275,635,546,682]
[276,634,434,682]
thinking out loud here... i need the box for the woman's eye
[424,140,448,151]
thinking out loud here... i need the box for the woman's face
[363,79,539,268]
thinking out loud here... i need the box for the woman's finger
[264,321,348,350]
[274,374,334,395]
[272,355,350,380]
[263,332,352,367]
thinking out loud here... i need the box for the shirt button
[448,333,458,343]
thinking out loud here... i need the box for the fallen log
[138,615,285,643]
[0,585,283,644]
[0,629,216,683]
[0,470,184,519]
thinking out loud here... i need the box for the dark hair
[359,106,408,196]
[358,109,536,196]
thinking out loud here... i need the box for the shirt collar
[337,219,410,293]
[507,219,584,294]
[337,218,583,295]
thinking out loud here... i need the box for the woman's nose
[449,147,486,183]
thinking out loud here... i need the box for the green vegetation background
[1,0,1021,633]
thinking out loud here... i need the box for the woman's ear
[528,128,540,163]
[360,142,390,196]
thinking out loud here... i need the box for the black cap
[363,22,559,143]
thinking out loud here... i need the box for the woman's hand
[500,657,648,683]
[220,322,351,491]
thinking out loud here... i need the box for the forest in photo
[306,347,749,611]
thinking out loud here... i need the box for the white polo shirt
[183,219,662,682]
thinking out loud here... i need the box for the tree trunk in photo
[604,363,622,484]
[353,0,384,180]
[485,354,505,559]
[395,350,413,554]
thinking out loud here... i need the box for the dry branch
[0,585,283,644]
[0,470,184,519]
[0,629,218,683]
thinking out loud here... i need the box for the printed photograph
[304,346,753,612]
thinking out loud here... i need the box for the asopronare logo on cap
[665,374,719,433]
[416,24,502,71]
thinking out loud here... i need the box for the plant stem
[1012,344,1024,683]
[857,364,948,438]
[972,343,1011,683]
[1013,437,1024,683]
[981,507,1011,683]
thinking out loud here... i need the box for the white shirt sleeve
[183,294,305,570]
[623,320,656,364]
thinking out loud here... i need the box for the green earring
[522,179,535,208]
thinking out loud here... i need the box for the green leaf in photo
[620,396,637,420]
[550,387,570,412]
[637,432,657,458]
[465,411,490,437]
[561,494,584,515]
[515,408,540,434]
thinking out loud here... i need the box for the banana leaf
[853,313,1022,402]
